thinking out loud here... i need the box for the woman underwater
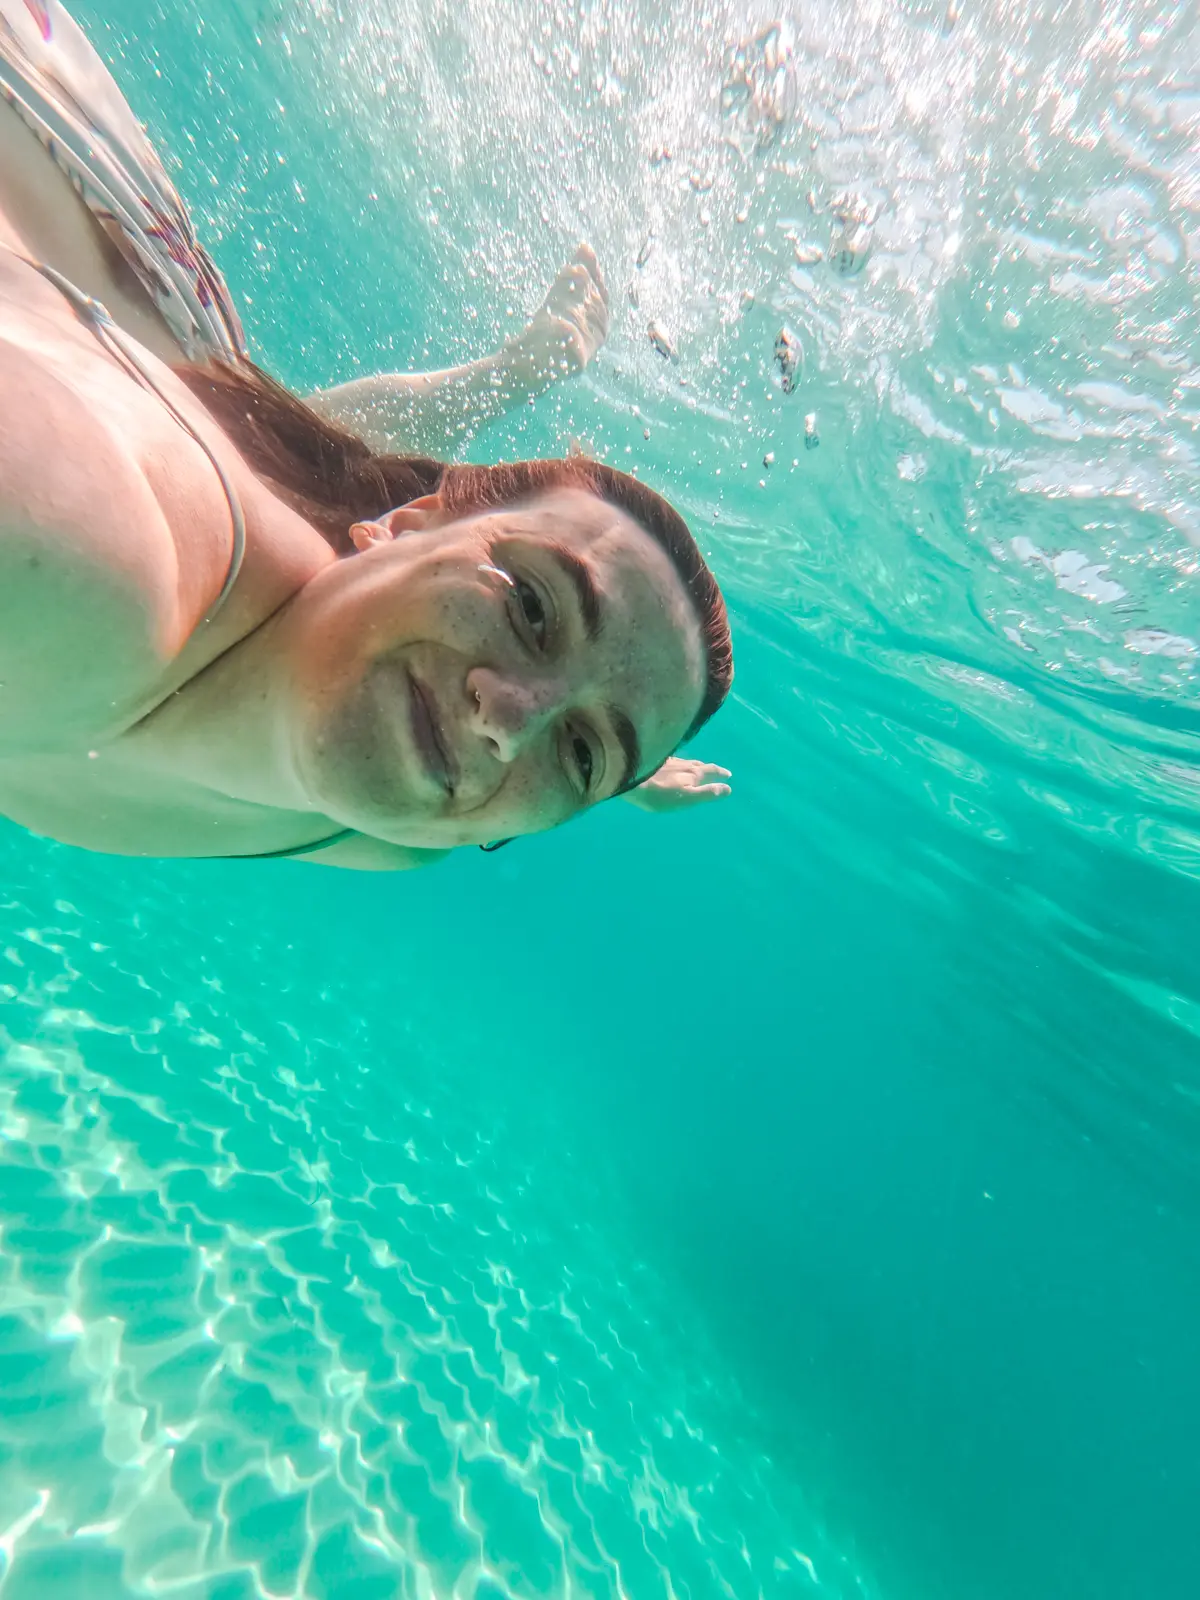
[0,0,732,870]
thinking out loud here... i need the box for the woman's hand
[622,757,733,814]
[503,243,611,391]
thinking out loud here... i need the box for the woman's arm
[308,245,610,456]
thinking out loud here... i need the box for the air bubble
[648,321,678,361]
[774,326,801,393]
[829,222,871,276]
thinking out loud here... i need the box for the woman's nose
[466,667,564,762]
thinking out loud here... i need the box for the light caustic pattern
[278,0,1200,878]
[0,848,849,1600]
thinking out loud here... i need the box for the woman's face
[282,486,705,847]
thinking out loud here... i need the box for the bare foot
[503,243,611,392]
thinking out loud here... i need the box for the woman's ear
[349,494,444,553]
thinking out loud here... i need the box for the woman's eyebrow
[543,542,603,639]
[537,541,640,789]
[606,704,642,794]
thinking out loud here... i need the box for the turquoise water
[3,2,1200,1598]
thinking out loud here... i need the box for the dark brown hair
[178,358,732,741]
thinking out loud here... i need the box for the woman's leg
[308,245,611,456]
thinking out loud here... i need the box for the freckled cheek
[532,762,578,829]
[401,587,495,658]
[472,756,572,835]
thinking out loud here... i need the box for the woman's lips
[406,670,456,795]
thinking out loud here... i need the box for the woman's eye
[513,577,547,647]
[571,732,595,793]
